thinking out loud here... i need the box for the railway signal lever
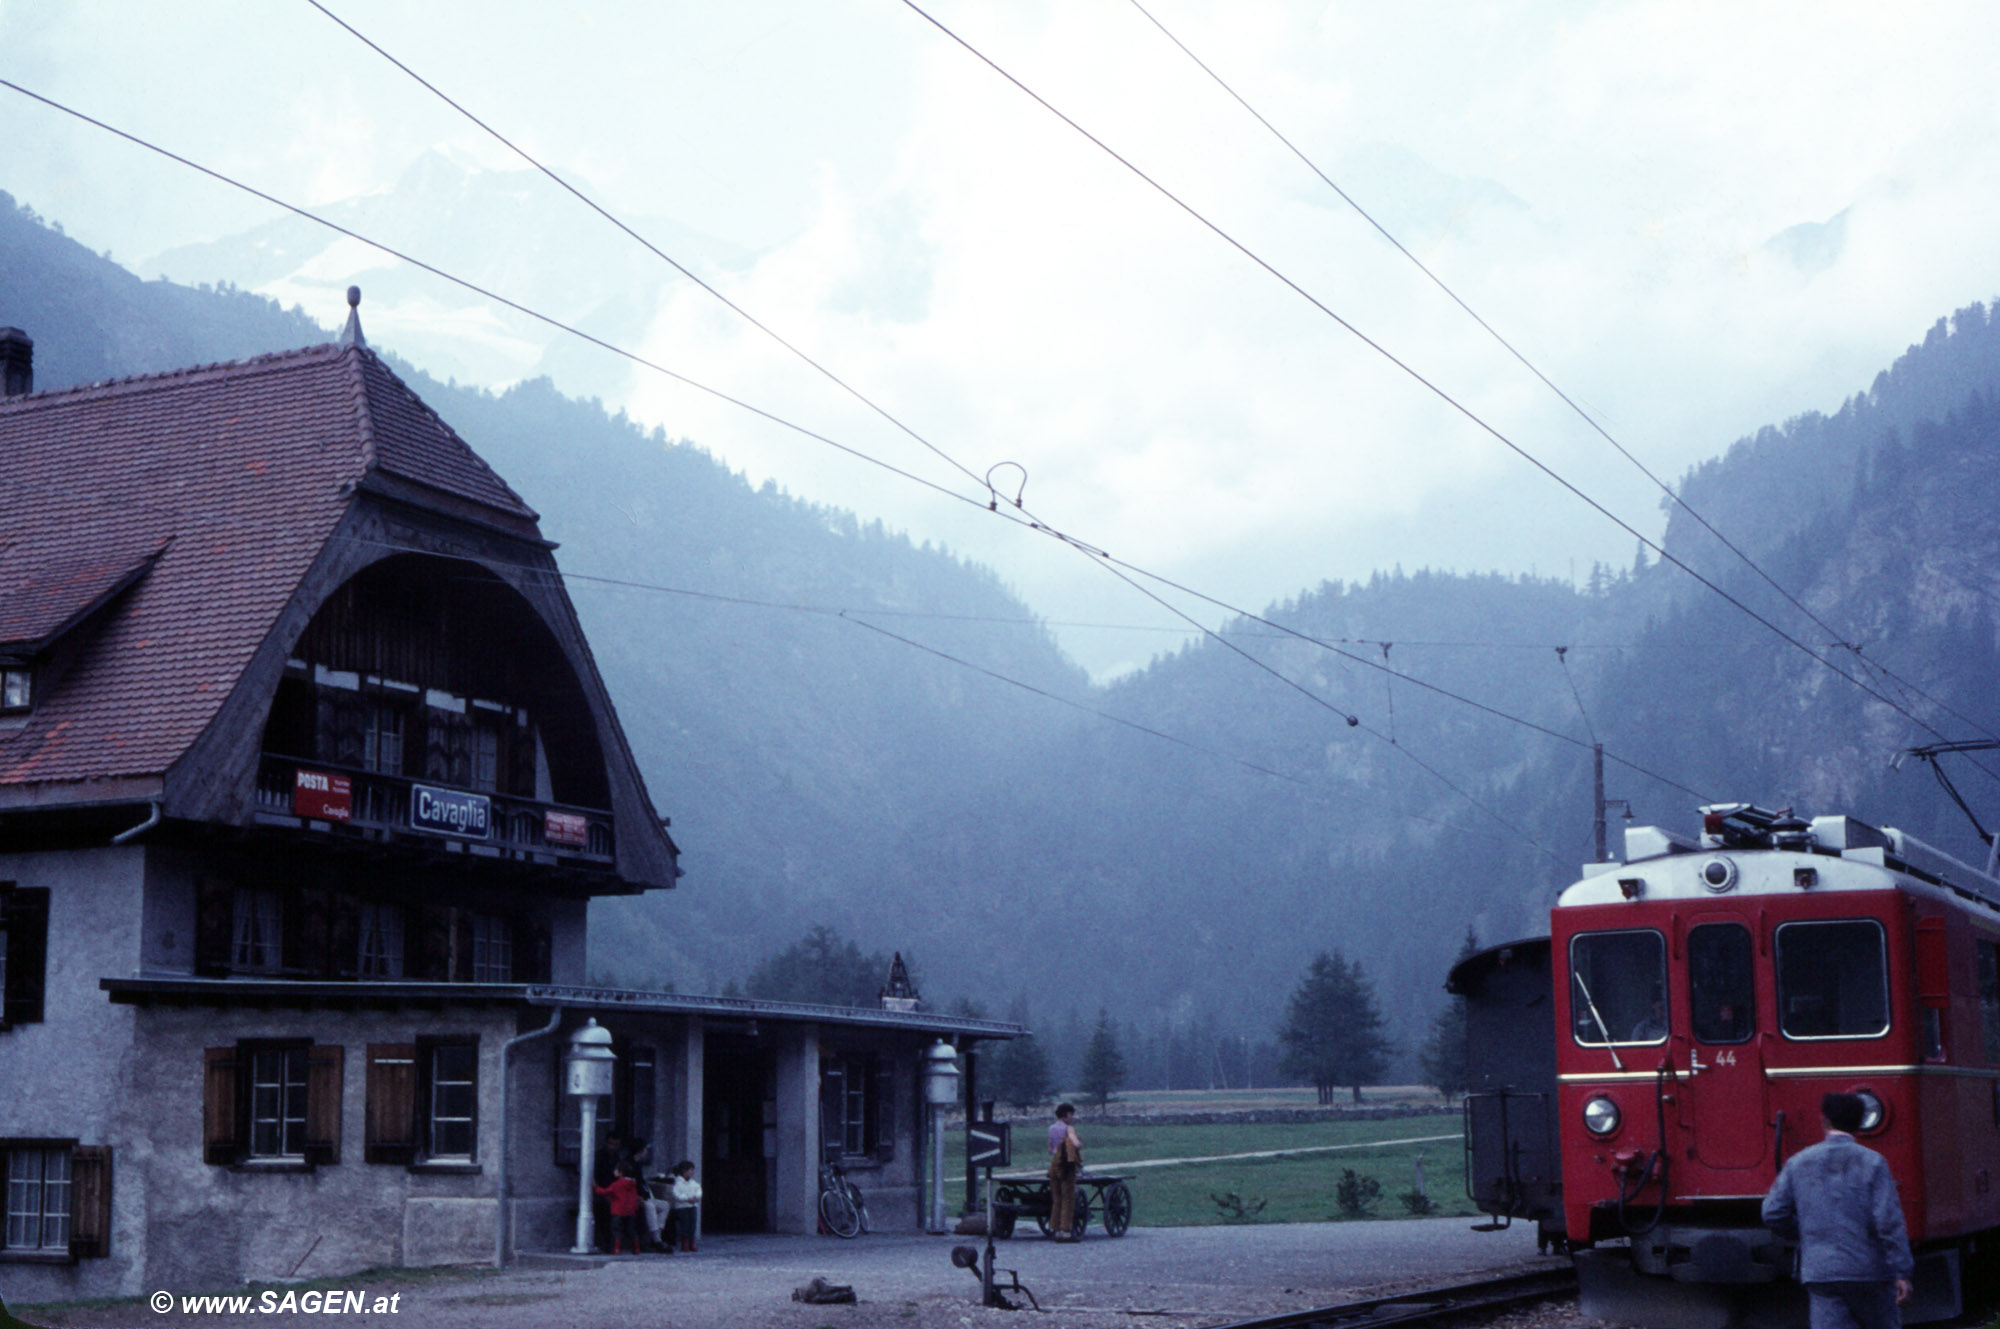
[950,1244,1039,1311]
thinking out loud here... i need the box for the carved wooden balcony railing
[256,754,614,868]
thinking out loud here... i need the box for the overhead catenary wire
[291,3,1705,836]
[1556,646,1598,747]
[303,0,993,503]
[0,76,1727,826]
[0,78,999,528]
[0,439,1525,848]
[457,536,1527,846]
[834,612,1517,847]
[895,0,2000,782]
[1123,0,2000,756]
[1069,539,1573,859]
[288,3,1809,825]
[0,73,1581,854]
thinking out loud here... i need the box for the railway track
[1201,1266,1581,1329]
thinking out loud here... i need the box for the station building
[0,311,1015,1298]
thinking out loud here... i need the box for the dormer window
[0,666,29,713]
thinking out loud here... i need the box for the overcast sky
[5,0,1999,677]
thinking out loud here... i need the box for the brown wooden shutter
[203,1048,243,1165]
[873,1056,896,1163]
[194,876,234,976]
[69,1145,112,1258]
[365,1044,418,1164]
[304,1044,344,1165]
[2,886,48,1026]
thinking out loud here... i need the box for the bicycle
[818,1161,870,1238]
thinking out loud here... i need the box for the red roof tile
[0,342,541,791]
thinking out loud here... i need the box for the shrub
[1399,1188,1438,1215]
[1209,1191,1268,1222]
[1334,1168,1381,1218]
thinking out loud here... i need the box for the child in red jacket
[594,1165,644,1255]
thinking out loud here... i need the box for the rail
[1201,1267,1579,1329]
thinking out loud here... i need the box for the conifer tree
[1420,928,1480,1099]
[988,996,1055,1109]
[1078,1008,1127,1108]
[1278,951,1390,1104]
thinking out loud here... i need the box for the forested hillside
[10,190,2000,1086]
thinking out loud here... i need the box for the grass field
[943,1100,1473,1227]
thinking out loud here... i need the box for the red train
[1455,803,2000,1325]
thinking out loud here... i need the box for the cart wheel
[1071,1192,1091,1239]
[991,1207,1017,1239]
[1103,1183,1132,1237]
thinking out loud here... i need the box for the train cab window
[1569,930,1667,1045]
[1977,941,2000,1064]
[1776,919,1889,1039]
[1688,923,1755,1044]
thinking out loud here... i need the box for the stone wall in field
[981,1104,1459,1128]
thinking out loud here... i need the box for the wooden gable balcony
[255,753,614,870]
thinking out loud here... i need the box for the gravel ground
[15,1220,1568,1329]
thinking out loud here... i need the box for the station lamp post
[922,1039,961,1233]
[565,1019,617,1255]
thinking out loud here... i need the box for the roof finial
[339,285,366,349]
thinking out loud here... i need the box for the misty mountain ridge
[143,152,756,405]
[10,191,2000,1087]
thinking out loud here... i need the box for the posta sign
[294,769,352,821]
[411,784,491,839]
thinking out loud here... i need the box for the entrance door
[1684,919,1767,1171]
[703,1037,773,1231]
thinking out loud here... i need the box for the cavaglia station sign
[411,783,491,839]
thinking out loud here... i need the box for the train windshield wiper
[1572,971,1625,1071]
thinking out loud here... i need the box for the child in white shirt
[668,1160,703,1252]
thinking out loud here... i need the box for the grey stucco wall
[0,847,147,1300]
[139,846,199,975]
[115,1004,530,1296]
[3,848,972,1306]
[820,1035,926,1230]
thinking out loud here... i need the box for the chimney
[0,328,30,397]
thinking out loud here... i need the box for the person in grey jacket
[1761,1092,1914,1329]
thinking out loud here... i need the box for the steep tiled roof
[354,351,536,520]
[0,540,167,650]
[0,342,538,791]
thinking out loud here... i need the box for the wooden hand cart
[987,1171,1134,1239]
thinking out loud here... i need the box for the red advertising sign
[294,769,352,822]
[545,809,589,848]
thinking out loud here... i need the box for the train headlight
[1699,857,1738,892]
[1583,1096,1621,1137]
[1854,1089,1887,1134]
